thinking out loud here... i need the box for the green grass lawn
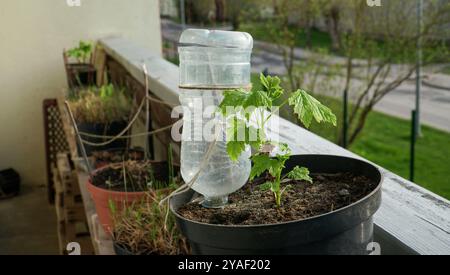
[251,74,450,199]
[441,65,450,75]
[239,23,333,52]
[311,96,450,200]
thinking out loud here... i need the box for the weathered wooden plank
[57,96,79,159]
[272,117,450,255]
[76,172,115,255]
[99,37,450,255]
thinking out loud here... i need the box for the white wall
[0,0,162,186]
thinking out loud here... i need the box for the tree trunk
[185,0,197,24]
[348,105,372,145]
[215,0,225,23]
[273,0,279,16]
[325,5,341,52]
[305,20,312,49]
[304,0,313,49]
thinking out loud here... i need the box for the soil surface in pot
[178,172,377,225]
[91,160,173,192]
[92,148,144,168]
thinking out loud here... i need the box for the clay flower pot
[87,176,146,235]
[87,161,178,235]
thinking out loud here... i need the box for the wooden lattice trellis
[43,99,69,204]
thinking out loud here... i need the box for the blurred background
[161,0,450,199]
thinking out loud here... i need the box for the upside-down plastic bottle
[178,29,253,208]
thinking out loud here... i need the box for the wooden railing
[98,36,450,255]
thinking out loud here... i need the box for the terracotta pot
[87,177,146,235]
[87,161,179,235]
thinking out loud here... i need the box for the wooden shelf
[56,97,115,255]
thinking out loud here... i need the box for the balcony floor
[0,186,58,255]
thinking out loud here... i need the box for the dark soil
[93,148,144,167]
[178,172,378,225]
[91,161,176,192]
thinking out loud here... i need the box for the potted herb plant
[64,40,97,88]
[170,74,382,255]
[112,189,190,255]
[88,159,179,234]
[68,84,132,156]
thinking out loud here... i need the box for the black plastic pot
[77,121,128,156]
[170,155,383,255]
[113,242,133,255]
[0,169,21,199]
[66,63,97,88]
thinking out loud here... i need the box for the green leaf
[286,166,313,183]
[259,182,273,192]
[288,89,337,128]
[247,125,263,150]
[276,142,291,154]
[108,199,117,215]
[220,88,272,117]
[260,73,270,91]
[244,90,272,109]
[226,117,263,154]
[250,154,274,180]
[260,74,283,100]
[271,158,288,177]
[226,141,246,162]
[219,89,249,115]
[250,153,286,180]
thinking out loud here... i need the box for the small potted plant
[88,159,179,234]
[64,40,97,88]
[112,189,190,255]
[68,84,132,155]
[170,74,383,255]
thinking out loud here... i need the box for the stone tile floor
[0,185,58,255]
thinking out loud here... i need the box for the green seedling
[219,74,336,207]
[67,40,93,63]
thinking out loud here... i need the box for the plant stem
[264,98,289,124]
[274,171,282,207]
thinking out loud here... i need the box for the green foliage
[226,141,247,163]
[289,89,337,128]
[67,40,93,63]
[260,74,283,101]
[220,74,337,207]
[249,153,278,180]
[68,84,132,124]
[239,22,333,52]
[219,89,250,113]
[225,117,262,161]
[286,166,312,183]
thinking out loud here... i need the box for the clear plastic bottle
[178,29,253,208]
